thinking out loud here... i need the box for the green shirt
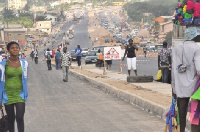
[5,61,25,105]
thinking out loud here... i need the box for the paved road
[26,56,165,132]
[112,57,158,78]
[23,16,166,131]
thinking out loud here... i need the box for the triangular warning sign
[106,48,119,55]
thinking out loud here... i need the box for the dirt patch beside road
[71,68,171,108]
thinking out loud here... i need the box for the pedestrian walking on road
[30,50,34,61]
[158,41,171,83]
[0,41,28,132]
[34,49,38,64]
[43,49,46,57]
[172,27,200,132]
[46,48,52,70]
[143,45,147,58]
[55,49,61,70]
[75,45,82,67]
[106,59,112,70]
[96,49,104,68]
[122,38,138,76]
[61,47,72,82]
[52,48,55,58]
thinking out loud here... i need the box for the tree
[36,16,47,21]
[123,0,177,22]
[153,21,160,34]
[1,16,34,28]
[54,4,69,10]
[2,8,15,19]
[2,8,16,27]
[23,3,31,11]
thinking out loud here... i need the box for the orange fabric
[99,54,103,60]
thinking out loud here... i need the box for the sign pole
[103,58,107,75]
[119,59,122,73]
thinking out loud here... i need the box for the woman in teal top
[0,41,28,132]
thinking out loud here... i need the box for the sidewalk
[88,68,172,96]
[69,64,172,120]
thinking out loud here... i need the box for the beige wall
[36,21,52,34]
[160,22,173,34]
[4,31,26,45]
[8,0,27,10]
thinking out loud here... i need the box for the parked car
[147,48,155,53]
[85,50,98,64]
[105,38,110,43]
[82,48,88,57]
[93,45,107,54]
[114,36,122,43]
[69,50,77,61]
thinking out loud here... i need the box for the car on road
[93,45,107,54]
[85,50,98,64]
[105,38,110,43]
[82,48,88,57]
[69,50,77,61]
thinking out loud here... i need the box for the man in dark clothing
[75,45,82,67]
[34,49,38,64]
[55,49,61,70]
[158,41,171,83]
[143,46,147,58]
[46,48,52,70]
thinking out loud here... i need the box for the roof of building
[0,24,24,29]
[160,16,173,19]
[4,28,27,32]
[154,17,165,23]
[160,21,173,26]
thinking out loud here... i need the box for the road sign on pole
[104,46,121,60]
[104,46,122,73]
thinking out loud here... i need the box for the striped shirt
[61,52,71,66]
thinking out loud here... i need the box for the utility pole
[33,0,36,27]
